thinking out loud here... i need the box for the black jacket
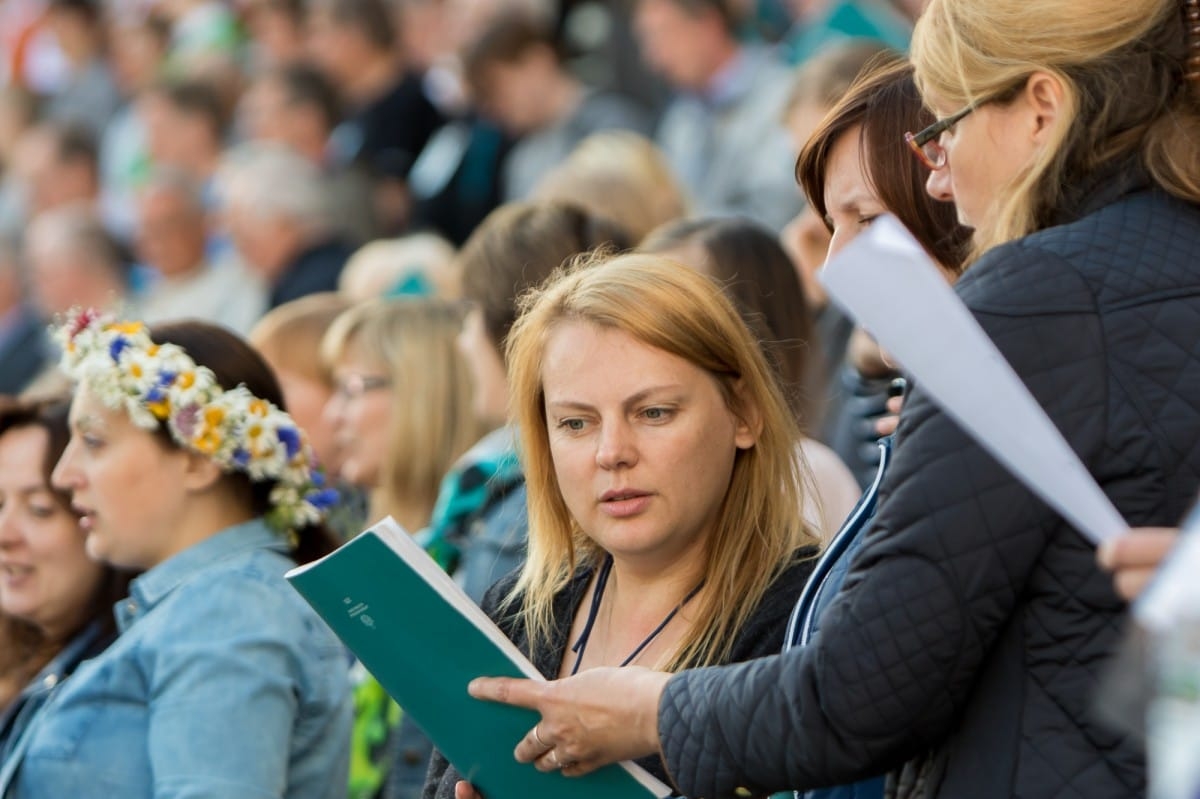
[424,551,816,798]
[658,177,1200,799]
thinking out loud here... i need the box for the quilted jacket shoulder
[658,186,1200,799]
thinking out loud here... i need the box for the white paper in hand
[1136,506,1200,630]
[819,215,1125,545]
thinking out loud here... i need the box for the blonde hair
[533,131,690,244]
[338,233,460,302]
[250,292,353,384]
[505,253,818,671]
[321,298,482,525]
[912,0,1200,261]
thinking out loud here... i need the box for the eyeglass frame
[903,101,981,171]
[904,81,1028,171]
[332,374,392,400]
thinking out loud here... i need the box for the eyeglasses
[903,101,981,171]
[332,375,391,400]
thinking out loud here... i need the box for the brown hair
[506,253,817,671]
[0,396,132,695]
[797,56,971,273]
[911,0,1200,260]
[784,39,895,117]
[458,202,631,355]
[462,11,561,96]
[640,217,815,427]
[250,292,354,385]
[148,321,340,564]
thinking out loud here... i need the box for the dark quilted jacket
[658,175,1200,799]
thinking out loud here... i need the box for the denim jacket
[0,518,353,799]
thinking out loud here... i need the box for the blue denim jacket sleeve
[144,574,307,798]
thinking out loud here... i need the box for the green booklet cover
[286,516,671,799]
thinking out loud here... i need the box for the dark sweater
[423,550,816,797]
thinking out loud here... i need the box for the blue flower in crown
[54,308,338,536]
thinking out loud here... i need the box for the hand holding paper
[819,215,1126,545]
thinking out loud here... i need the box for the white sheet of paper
[819,215,1125,545]
[1135,506,1200,630]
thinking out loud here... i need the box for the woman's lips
[599,491,653,518]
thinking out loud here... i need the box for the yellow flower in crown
[53,308,340,534]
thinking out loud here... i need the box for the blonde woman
[425,254,819,797]
[322,298,482,536]
[468,0,1200,795]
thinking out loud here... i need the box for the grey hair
[215,142,332,235]
[140,165,207,217]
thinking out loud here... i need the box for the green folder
[286,516,671,799]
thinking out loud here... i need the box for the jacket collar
[116,518,288,632]
[1049,156,1153,228]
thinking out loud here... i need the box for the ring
[533,724,551,750]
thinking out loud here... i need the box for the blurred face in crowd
[306,9,363,89]
[224,204,300,283]
[140,94,221,178]
[540,320,754,569]
[634,0,727,91]
[26,238,116,318]
[136,186,208,278]
[245,0,307,68]
[324,344,392,487]
[15,129,98,215]
[457,307,509,430]
[0,424,103,642]
[474,51,556,135]
[54,387,196,571]
[240,77,327,163]
[108,21,167,95]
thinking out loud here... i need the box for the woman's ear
[731,380,763,450]
[179,449,226,492]
[1024,70,1067,141]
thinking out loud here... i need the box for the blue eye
[557,418,585,432]
[641,407,675,422]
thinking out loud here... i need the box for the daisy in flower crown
[52,308,339,550]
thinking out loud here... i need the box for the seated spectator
[320,298,481,799]
[138,77,228,204]
[11,122,101,227]
[216,142,354,309]
[240,62,378,244]
[633,0,800,229]
[1,313,352,798]
[0,87,39,240]
[462,10,651,201]
[640,217,861,540]
[244,0,310,69]
[338,233,460,302]
[41,0,121,136]
[534,130,689,244]
[25,205,132,319]
[426,252,820,797]
[0,239,45,396]
[322,298,481,536]
[307,0,447,234]
[0,396,131,761]
[134,168,266,335]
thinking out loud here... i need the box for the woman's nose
[595,421,637,470]
[926,167,954,202]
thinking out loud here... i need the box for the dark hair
[458,202,631,354]
[643,0,739,32]
[797,56,971,273]
[272,62,343,131]
[0,396,132,685]
[640,217,815,426]
[147,321,340,563]
[44,121,98,171]
[47,0,102,24]
[462,11,562,96]
[308,0,396,51]
[156,78,228,141]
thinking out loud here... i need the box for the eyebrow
[546,384,687,413]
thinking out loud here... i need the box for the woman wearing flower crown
[0,312,353,798]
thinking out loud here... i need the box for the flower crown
[55,309,339,536]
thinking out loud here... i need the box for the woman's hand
[1096,527,1179,600]
[875,395,904,436]
[454,781,482,799]
[467,666,671,775]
